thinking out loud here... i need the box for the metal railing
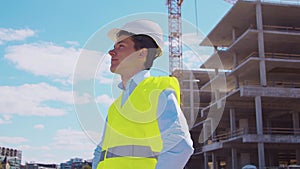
[238,51,300,66]
[264,25,300,32]
[263,127,300,135]
[234,51,300,88]
[265,52,300,60]
[243,0,300,5]
[262,0,300,5]
[212,127,300,142]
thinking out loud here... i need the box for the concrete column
[257,143,266,169]
[233,53,239,89]
[215,68,219,76]
[212,152,218,169]
[230,108,236,134]
[232,27,236,42]
[189,71,195,129]
[231,28,238,93]
[256,0,267,86]
[255,96,265,169]
[215,89,221,109]
[255,96,263,135]
[233,53,238,68]
[292,112,300,135]
[204,152,209,169]
[234,76,239,89]
[203,122,208,145]
[211,119,216,139]
[231,148,238,169]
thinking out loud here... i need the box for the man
[92,19,193,169]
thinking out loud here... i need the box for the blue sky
[0,0,232,164]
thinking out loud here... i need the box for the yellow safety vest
[97,76,180,169]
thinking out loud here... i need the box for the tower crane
[167,0,236,77]
[166,0,237,130]
[167,0,184,77]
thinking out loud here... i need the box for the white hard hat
[107,19,164,56]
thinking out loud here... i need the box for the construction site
[167,0,300,168]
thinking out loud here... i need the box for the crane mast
[168,0,183,77]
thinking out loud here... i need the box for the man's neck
[120,68,143,89]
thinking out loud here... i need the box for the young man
[92,19,193,169]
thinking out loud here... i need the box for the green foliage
[82,164,92,169]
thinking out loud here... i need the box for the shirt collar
[118,70,150,90]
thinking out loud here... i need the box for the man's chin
[110,66,116,73]
[110,67,120,74]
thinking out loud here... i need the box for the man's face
[108,35,140,74]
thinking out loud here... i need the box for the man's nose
[108,49,116,57]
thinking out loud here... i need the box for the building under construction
[181,1,300,168]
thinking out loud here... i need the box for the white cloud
[182,50,208,69]
[65,41,80,46]
[0,136,28,144]
[4,42,114,85]
[13,129,96,164]
[95,94,113,106]
[52,128,95,150]
[73,49,113,84]
[95,54,114,84]
[34,124,45,130]
[17,145,52,164]
[0,28,35,44]
[17,145,31,150]
[4,42,79,82]
[163,32,204,48]
[18,133,94,164]
[0,115,12,124]
[182,32,205,46]
[73,92,92,105]
[3,115,11,121]
[0,83,73,116]
[4,41,112,84]
[18,145,50,151]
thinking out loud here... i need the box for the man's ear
[139,48,148,58]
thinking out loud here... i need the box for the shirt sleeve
[155,90,194,169]
[92,118,107,169]
[92,144,102,169]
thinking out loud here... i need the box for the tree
[82,164,91,169]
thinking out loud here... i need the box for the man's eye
[118,45,125,49]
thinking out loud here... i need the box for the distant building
[0,146,22,169]
[60,158,91,169]
[25,162,57,169]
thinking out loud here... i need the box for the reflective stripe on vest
[99,145,159,162]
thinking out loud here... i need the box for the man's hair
[117,30,160,70]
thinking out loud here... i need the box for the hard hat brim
[107,28,123,42]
